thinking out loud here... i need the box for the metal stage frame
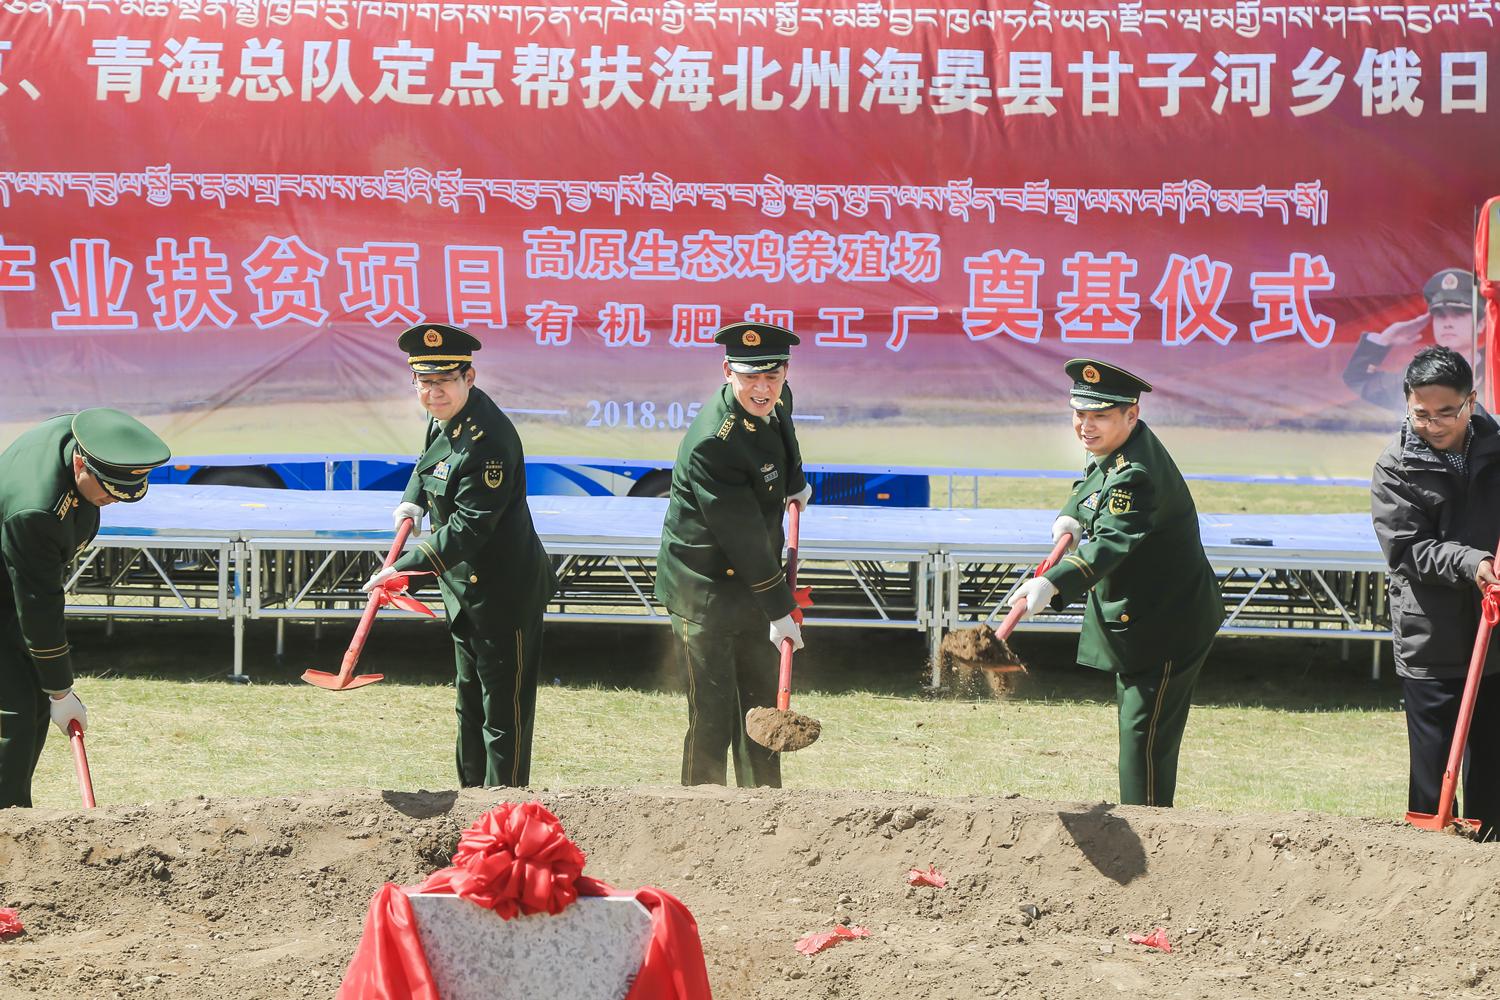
[71,488,1392,680]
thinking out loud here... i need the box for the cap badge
[423,328,444,348]
[1442,273,1460,291]
[1082,364,1101,384]
[742,329,762,347]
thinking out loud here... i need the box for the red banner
[1,1,1496,476]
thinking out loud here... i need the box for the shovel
[746,502,821,753]
[1405,579,1498,837]
[302,517,434,692]
[68,720,96,809]
[974,531,1076,675]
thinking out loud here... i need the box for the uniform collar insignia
[742,418,757,432]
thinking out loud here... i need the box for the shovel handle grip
[68,720,95,809]
[786,501,800,589]
[995,534,1074,642]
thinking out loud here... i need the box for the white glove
[49,689,87,737]
[1007,577,1058,621]
[362,566,399,593]
[788,484,812,511]
[1052,515,1082,553]
[392,501,425,536]
[769,614,805,651]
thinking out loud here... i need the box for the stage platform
[83,485,1391,681]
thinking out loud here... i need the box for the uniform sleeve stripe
[418,540,448,576]
[1062,554,1094,579]
[30,646,71,660]
[28,643,69,654]
[750,572,786,593]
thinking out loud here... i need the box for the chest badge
[433,460,451,481]
[484,459,504,489]
[761,462,779,483]
[1081,491,1100,511]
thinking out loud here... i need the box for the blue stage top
[100,485,1381,566]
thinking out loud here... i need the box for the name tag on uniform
[761,462,779,483]
[433,460,451,481]
[1081,491,1100,510]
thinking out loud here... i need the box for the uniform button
[726,569,735,577]
[469,574,479,583]
[1119,613,1130,623]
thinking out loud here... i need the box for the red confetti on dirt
[0,908,24,939]
[904,866,947,888]
[795,925,870,956]
[1127,927,1172,953]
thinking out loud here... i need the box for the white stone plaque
[408,893,654,1000]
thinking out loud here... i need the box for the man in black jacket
[1371,346,1500,837]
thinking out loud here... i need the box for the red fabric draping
[1477,197,1500,413]
[337,802,711,1000]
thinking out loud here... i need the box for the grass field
[30,619,1408,822]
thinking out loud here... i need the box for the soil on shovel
[746,706,822,752]
[938,624,1025,698]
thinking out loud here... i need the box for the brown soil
[2,787,1498,999]
[939,625,1026,698]
[745,707,822,753]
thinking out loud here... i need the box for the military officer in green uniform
[1009,360,1222,807]
[656,322,812,787]
[0,409,170,807]
[362,324,557,788]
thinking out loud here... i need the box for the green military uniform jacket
[656,382,807,627]
[1042,420,1222,673]
[0,415,101,693]
[391,387,557,634]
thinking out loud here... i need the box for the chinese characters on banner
[0,1,1494,472]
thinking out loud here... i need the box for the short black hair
[1403,346,1473,398]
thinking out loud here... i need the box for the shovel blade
[1406,810,1482,835]
[745,707,821,753]
[301,669,385,691]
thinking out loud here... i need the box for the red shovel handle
[68,720,95,809]
[341,518,414,671]
[995,533,1074,642]
[776,503,803,712]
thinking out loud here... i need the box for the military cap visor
[71,408,171,503]
[1423,268,1473,310]
[1065,359,1152,411]
[398,323,482,373]
[715,322,799,372]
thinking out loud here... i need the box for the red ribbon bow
[374,571,436,617]
[419,802,588,919]
[1483,584,1500,625]
[790,585,814,625]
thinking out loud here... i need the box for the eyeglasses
[1409,398,1472,427]
[412,374,463,393]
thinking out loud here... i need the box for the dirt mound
[2,787,1499,999]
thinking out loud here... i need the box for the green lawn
[30,621,1407,823]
